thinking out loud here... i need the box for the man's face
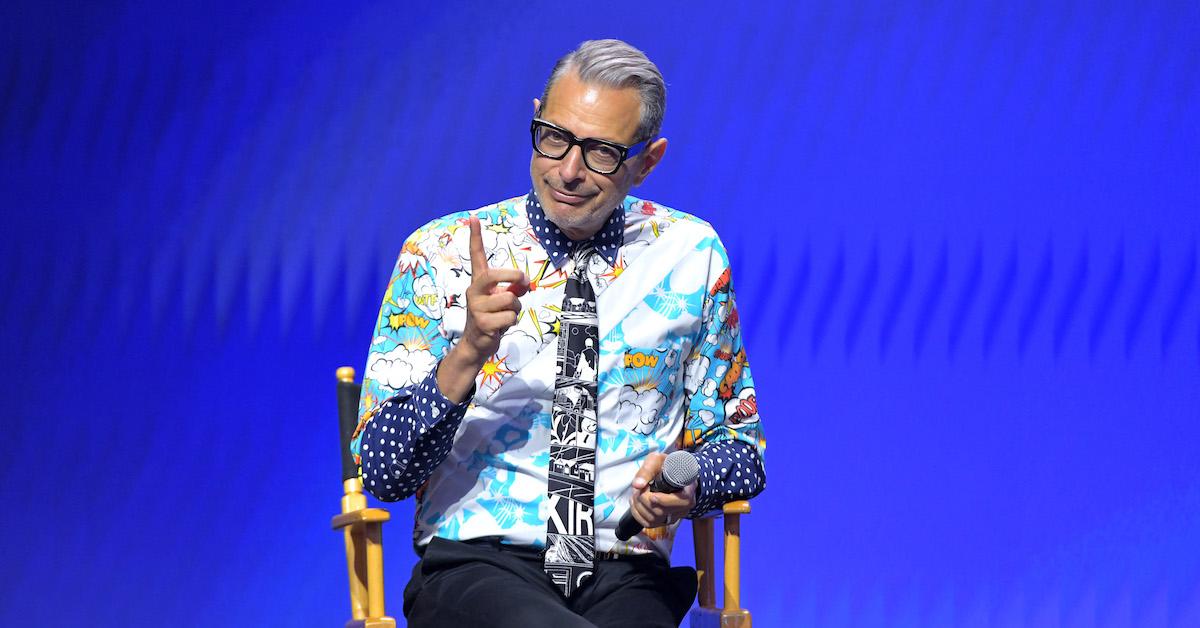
[530,71,662,241]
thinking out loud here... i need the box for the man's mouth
[548,185,591,205]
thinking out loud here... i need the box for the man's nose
[558,145,586,183]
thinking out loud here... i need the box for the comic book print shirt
[352,191,766,560]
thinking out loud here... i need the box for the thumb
[632,453,665,490]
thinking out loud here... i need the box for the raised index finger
[468,216,488,277]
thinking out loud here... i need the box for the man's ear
[532,98,541,116]
[632,138,668,186]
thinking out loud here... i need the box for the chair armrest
[332,508,391,530]
[695,499,752,520]
[722,500,750,515]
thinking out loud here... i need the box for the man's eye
[589,145,621,165]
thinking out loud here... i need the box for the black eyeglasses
[530,118,647,175]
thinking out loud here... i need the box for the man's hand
[437,216,529,403]
[462,215,529,358]
[628,452,697,529]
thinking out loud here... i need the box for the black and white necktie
[544,244,599,597]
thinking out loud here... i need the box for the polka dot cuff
[359,366,472,502]
[688,440,767,518]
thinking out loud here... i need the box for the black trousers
[403,537,697,628]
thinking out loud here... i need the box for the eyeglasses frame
[529,118,648,175]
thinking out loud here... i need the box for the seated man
[351,39,765,628]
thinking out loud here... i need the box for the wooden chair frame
[333,366,750,627]
[333,367,396,628]
[690,500,752,628]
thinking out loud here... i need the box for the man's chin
[544,204,602,238]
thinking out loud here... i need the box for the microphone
[615,450,700,541]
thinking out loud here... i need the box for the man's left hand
[628,452,697,529]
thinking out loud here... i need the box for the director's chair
[332,366,752,627]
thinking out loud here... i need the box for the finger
[476,311,520,333]
[476,292,522,315]
[639,494,669,525]
[632,453,665,491]
[630,492,657,528]
[468,216,488,277]
[506,275,530,297]
[480,269,527,290]
[650,493,693,515]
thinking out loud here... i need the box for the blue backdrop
[1,1,1198,626]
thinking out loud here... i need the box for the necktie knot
[570,243,596,278]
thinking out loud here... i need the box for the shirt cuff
[386,362,473,429]
[688,440,766,518]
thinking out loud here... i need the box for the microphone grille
[661,450,700,489]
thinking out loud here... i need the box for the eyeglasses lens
[534,124,623,174]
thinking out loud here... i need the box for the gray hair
[540,39,666,143]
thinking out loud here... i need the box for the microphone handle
[647,474,683,493]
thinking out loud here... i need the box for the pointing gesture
[461,216,530,361]
[436,216,530,403]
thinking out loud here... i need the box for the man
[352,39,765,627]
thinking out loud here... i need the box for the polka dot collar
[524,190,624,269]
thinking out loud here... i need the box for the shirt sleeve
[680,235,766,517]
[358,367,471,501]
[350,229,472,502]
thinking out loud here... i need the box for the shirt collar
[525,190,624,268]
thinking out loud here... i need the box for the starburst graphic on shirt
[523,306,545,342]
[529,259,568,291]
[350,390,381,445]
[489,496,531,528]
[538,304,562,337]
[504,244,525,277]
[636,214,678,240]
[604,364,666,393]
[599,257,626,282]
[400,332,434,353]
[395,240,427,276]
[382,274,401,308]
[479,353,515,390]
[384,327,435,353]
[649,285,689,318]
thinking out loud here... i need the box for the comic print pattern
[351,193,766,561]
[544,247,600,595]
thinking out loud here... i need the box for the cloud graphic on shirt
[616,388,668,436]
[684,356,709,396]
[412,274,443,320]
[450,216,503,265]
[500,330,541,367]
[366,345,437,390]
[700,379,718,406]
[715,300,729,325]
[600,337,626,354]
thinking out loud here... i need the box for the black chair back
[337,371,363,482]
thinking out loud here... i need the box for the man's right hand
[437,215,529,403]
